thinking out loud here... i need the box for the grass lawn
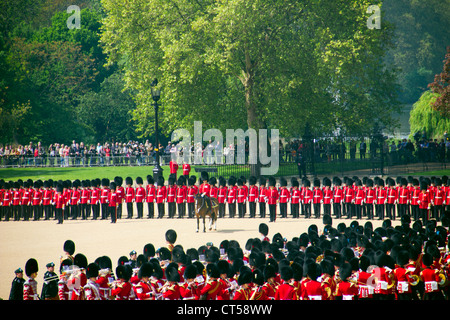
[411,169,450,176]
[0,166,176,182]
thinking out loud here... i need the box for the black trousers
[333,203,341,218]
[259,202,266,218]
[101,203,108,219]
[91,203,99,220]
[168,202,176,218]
[136,202,143,218]
[313,203,320,218]
[56,208,64,224]
[43,205,51,220]
[22,205,30,221]
[188,202,195,218]
[280,203,287,218]
[147,202,154,218]
[323,203,331,216]
[126,202,134,218]
[70,204,79,220]
[12,205,20,221]
[304,203,311,218]
[228,202,236,218]
[292,203,299,218]
[80,203,89,220]
[411,205,419,221]
[177,203,185,218]
[33,205,41,220]
[376,204,385,220]
[110,206,117,223]
[237,202,245,218]
[249,202,256,218]
[218,203,226,218]
[355,204,363,219]
[268,204,276,222]
[365,203,374,219]
[157,203,165,218]
[385,203,395,220]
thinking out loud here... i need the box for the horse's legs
[209,216,212,231]
[196,216,199,233]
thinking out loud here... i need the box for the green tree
[409,90,450,139]
[77,71,138,143]
[100,0,399,139]
[383,0,450,104]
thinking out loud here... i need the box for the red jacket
[31,189,42,206]
[376,188,386,204]
[166,185,177,203]
[237,186,247,204]
[267,187,279,205]
[169,161,179,174]
[398,187,410,205]
[365,188,376,204]
[258,186,267,203]
[182,163,191,176]
[386,188,397,204]
[146,185,156,203]
[217,186,227,204]
[303,189,313,204]
[344,187,354,203]
[135,186,145,203]
[90,188,100,205]
[248,186,258,202]
[354,188,365,205]
[176,185,187,204]
[100,188,109,204]
[187,186,197,204]
[418,192,430,209]
[227,187,237,204]
[291,188,301,204]
[433,188,445,205]
[323,188,333,204]
[12,190,22,206]
[279,187,290,203]
[80,188,90,205]
[156,186,166,204]
[69,189,80,205]
[333,187,343,203]
[312,187,323,204]
[125,186,135,203]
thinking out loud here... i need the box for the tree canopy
[101,0,400,138]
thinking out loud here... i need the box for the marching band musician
[161,264,181,300]
[58,259,73,300]
[111,265,134,300]
[180,265,202,300]
[84,263,101,300]
[70,254,88,300]
[135,262,157,300]
[23,259,39,300]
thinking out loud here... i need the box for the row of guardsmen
[11,216,450,300]
[1,174,450,224]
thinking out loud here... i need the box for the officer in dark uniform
[41,262,59,300]
[9,268,25,300]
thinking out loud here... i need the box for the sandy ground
[0,203,401,300]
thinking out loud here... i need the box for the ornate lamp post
[151,80,163,180]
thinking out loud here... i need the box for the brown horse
[194,194,219,233]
